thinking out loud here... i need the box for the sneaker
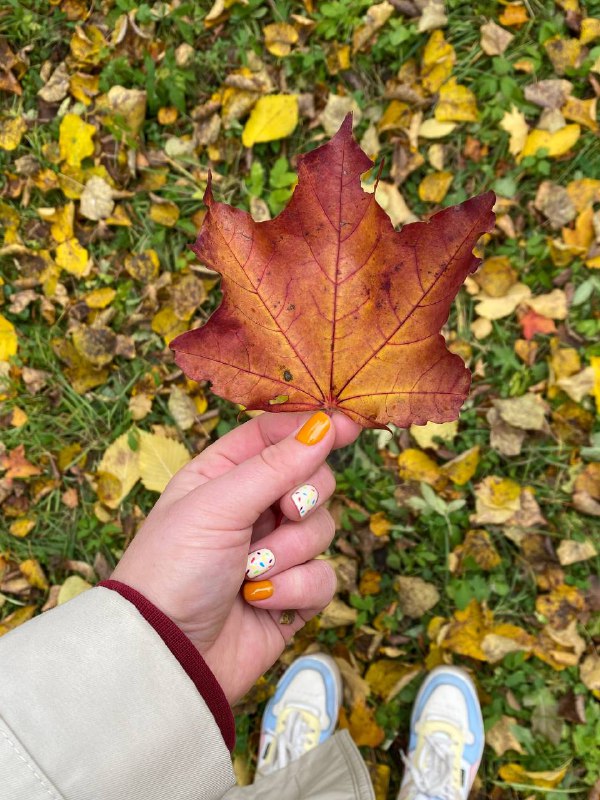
[398,666,484,800]
[255,653,342,778]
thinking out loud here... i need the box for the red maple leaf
[519,309,557,340]
[171,117,495,429]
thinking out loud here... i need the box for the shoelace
[273,709,318,770]
[401,733,460,800]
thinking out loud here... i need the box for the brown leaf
[171,118,496,429]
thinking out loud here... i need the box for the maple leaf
[171,117,495,429]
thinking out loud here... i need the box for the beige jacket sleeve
[0,587,236,800]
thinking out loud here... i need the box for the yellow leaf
[138,430,190,492]
[359,568,382,596]
[69,71,100,105]
[474,282,531,320]
[0,314,18,361]
[498,3,529,26]
[97,430,141,508]
[592,356,600,413]
[441,446,480,485]
[339,700,385,747]
[536,584,586,629]
[365,660,421,701]
[11,407,28,427]
[0,605,36,636]
[84,287,116,309]
[19,558,49,590]
[566,178,600,212]
[151,306,188,344]
[59,113,96,167]
[472,476,521,525]
[450,528,501,573]
[544,35,582,74]
[55,238,91,277]
[421,30,456,94]
[263,22,299,57]
[410,420,458,450]
[519,125,581,161]
[96,85,147,139]
[242,94,299,147]
[498,763,568,789]
[69,24,106,65]
[378,100,411,133]
[58,575,92,605]
[435,78,478,122]
[441,599,493,660]
[0,116,27,151]
[580,652,600,692]
[326,43,351,75]
[369,511,391,537]
[125,249,160,282]
[418,171,453,203]
[527,289,568,320]
[500,105,529,156]
[580,17,600,45]
[150,202,180,227]
[419,119,457,138]
[561,96,598,131]
[9,517,35,538]
[398,448,445,488]
[352,1,394,53]
[157,106,179,125]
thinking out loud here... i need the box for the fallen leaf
[419,119,457,138]
[124,249,160,282]
[0,606,36,636]
[480,21,514,55]
[19,559,49,591]
[365,660,421,701]
[518,309,557,340]
[396,576,440,617]
[59,113,96,167]
[9,517,36,538]
[398,448,444,487]
[319,597,358,628]
[97,431,141,508]
[150,202,180,227]
[472,476,521,525]
[475,283,531,320]
[486,716,524,756]
[492,394,548,431]
[498,3,529,26]
[0,444,41,480]
[556,366,595,402]
[418,171,453,203]
[498,763,568,789]
[318,95,363,137]
[242,94,298,147]
[55,237,91,277]
[263,23,299,57]
[580,652,600,693]
[500,105,529,156]
[524,79,573,110]
[410,420,457,450]
[440,446,480,485]
[435,78,478,122]
[581,17,600,45]
[362,179,417,227]
[0,314,18,361]
[339,699,385,747]
[536,584,586,630]
[450,528,501,573]
[58,575,92,605]
[561,96,598,132]
[472,255,517,297]
[417,0,447,33]
[38,62,70,103]
[96,85,147,138]
[421,30,455,94]
[526,289,568,320]
[79,176,115,221]
[519,124,581,161]
[544,35,583,74]
[352,1,394,53]
[534,181,576,228]
[557,538,597,565]
[369,511,392,537]
[138,430,190,492]
[0,117,27,151]
[171,118,496,429]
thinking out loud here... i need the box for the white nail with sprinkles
[246,549,275,579]
[291,484,319,517]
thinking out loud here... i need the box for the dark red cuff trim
[97,579,235,752]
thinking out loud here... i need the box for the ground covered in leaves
[1,0,600,796]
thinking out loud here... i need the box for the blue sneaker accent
[263,655,339,744]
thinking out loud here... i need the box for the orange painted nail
[243,580,274,602]
[295,411,330,446]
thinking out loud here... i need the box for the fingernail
[295,411,330,446]
[243,580,274,602]
[292,484,319,517]
[246,549,275,579]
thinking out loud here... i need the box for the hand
[110,410,362,703]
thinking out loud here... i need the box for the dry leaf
[492,394,548,432]
[0,314,18,361]
[59,113,96,167]
[58,575,92,605]
[97,431,141,508]
[365,660,421,701]
[472,476,521,525]
[498,763,568,789]
[519,125,581,161]
[79,176,115,221]
[0,117,28,151]
[410,420,458,450]
[526,289,568,320]
[480,21,514,55]
[319,597,358,628]
[474,283,531,320]
[556,539,597,566]
[242,95,298,147]
[352,1,394,53]
[396,576,440,617]
[418,171,453,203]
[435,78,478,122]
[440,446,480,485]
[486,716,524,756]
[450,529,501,573]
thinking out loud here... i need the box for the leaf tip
[203,172,214,207]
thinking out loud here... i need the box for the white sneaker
[398,666,484,800]
[255,654,342,778]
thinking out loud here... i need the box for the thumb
[186,411,335,529]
